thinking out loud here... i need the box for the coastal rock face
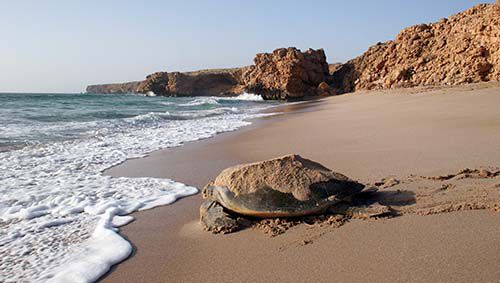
[242,48,331,100]
[85,81,141,94]
[328,63,343,75]
[86,3,500,99]
[136,72,170,95]
[332,3,500,92]
[86,48,332,100]
[87,68,246,97]
[165,69,246,96]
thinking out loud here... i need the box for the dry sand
[104,83,500,283]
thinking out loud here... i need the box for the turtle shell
[202,154,365,218]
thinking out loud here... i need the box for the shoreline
[103,83,500,282]
[103,97,322,183]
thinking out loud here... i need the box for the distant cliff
[87,2,500,99]
[86,48,332,100]
[86,81,142,94]
[86,68,246,97]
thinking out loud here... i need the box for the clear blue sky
[0,0,494,93]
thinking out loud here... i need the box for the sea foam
[228,92,264,101]
[0,104,274,282]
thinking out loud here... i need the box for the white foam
[46,208,132,283]
[178,97,221,106]
[220,92,264,101]
[111,215,134,227]
[38,218,75,229]
[160,101,175,106]
[0,107,275,282]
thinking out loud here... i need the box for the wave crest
[221,92,264,101]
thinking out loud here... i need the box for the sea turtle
[200,154,392,233]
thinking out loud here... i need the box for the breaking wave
[0,93,279,282]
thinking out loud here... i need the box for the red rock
[332,3,500,92]
[136,72,169,95]
[242,47,330,100]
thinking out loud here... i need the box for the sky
[0,0,494,93]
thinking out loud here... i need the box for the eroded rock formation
[136,72,170,95]
[165,69,246,96]
[242,48,331,100]
[87,3,500,99]
[86,48,330,100]
[86,81,142,94]
[87,68,245,97]
[332,3,500,92]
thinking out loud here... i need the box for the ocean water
[0,92,277,282]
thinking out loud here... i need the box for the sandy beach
[103,83,500,283]
[3,2,500,282]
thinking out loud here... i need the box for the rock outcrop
[165,69,246,96]
[332,3,500,93]
[87,3,500,99]
[242,48,332,100]
[136,72,170,95]
[328,63,343,75]
[86,81,142,94]
[86,68,246,97]
[86,48,331,100]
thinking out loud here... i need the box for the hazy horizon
[1,0,494,93]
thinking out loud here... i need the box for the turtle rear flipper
[200,200,239,234]
[329,202,394,219]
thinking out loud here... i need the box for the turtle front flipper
[200,200,239,234]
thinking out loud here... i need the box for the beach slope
[105,83,500,283]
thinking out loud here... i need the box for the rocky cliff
[86,48,331,100]
[242,47,333,99]
[87,2,500,99]
[86,81,142,94]
[86,68,245,97]
[331,3,500,93]
[164,69,246,96]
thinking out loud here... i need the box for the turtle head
[202,182,216,200]
[202,185,234,206]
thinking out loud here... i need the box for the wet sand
[104,83,500,283]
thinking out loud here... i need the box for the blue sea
[0,92,276,282]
